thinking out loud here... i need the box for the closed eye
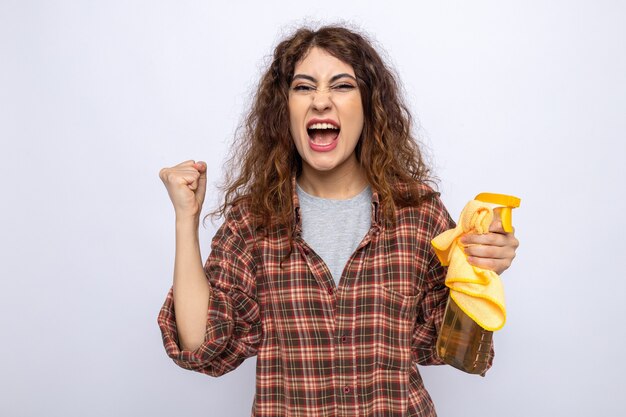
[332,83,356,91]
[292,85,315,92]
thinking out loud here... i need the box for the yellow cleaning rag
[431,200,506,331]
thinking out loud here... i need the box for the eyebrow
[291,73,357,83]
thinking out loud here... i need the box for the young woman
[158,25,518,417]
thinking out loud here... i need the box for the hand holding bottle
[434,192,521,375]
[460,208,519,275]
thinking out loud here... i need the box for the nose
[311,89,332,112]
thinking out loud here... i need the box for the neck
[298,156,368,199]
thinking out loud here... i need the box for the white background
[1,1,625,416]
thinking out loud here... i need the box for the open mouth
[306,121,340,151]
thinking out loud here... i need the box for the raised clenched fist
[159,160,207,219]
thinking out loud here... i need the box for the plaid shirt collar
[291,174,383,236]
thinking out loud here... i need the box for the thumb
[195,161,207,204]
[489,207,505,233]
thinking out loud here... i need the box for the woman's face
[288,47,364,176]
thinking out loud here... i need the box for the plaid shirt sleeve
[410,194,453,365]
[411,194,495,372]
[157,206,262,377]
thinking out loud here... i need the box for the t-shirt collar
[291,174,382,235]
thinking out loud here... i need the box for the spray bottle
[436,193,521,375]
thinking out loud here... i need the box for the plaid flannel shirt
[158,179,494,416]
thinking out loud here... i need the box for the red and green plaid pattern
[158,180,494,416]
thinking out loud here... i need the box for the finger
[463,243,514,259]
[187,181,197,191]
[193,161,207,172]
[159,161,197,182]
[166,168,199,184]
[460,233,508,246]
[466,256,510,275]
[174,160,197,168]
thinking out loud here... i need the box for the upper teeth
[308,123,339,130]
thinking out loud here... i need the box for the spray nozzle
[474,193,521,233]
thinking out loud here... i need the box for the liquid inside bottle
[436,297,493,375]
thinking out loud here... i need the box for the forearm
[173,216,211,352]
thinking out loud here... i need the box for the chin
[306,161,337,172]
[303,154,345,172]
